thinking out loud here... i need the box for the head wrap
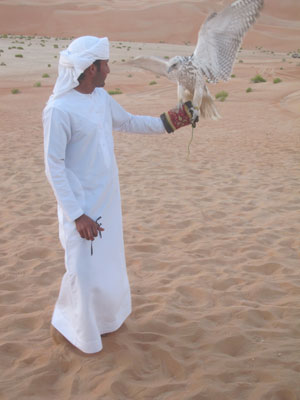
[48,36,109,102]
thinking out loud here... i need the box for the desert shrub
[42,73,50,78]
[11,88,20,94]
[273,78,282,84]
[15,54,23,58]
[34,82,42,87]
[246,87,253,93]
[231,74,236,78]
[251,74,266,83]
[108,89,122,95]
[149,81,157,85]
[215,91,228,102]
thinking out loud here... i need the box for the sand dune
[0,1,300,399]
[1,0,300,51]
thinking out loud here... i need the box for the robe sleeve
[109,95,166,134]
[43,106,84,222]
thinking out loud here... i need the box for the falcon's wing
[193,0,264,83]
[128,56,177,82]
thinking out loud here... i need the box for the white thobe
[43,88,165,353]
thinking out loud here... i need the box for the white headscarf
[48,36,109,102]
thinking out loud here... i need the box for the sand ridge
[1,0,300,51]
[0,1,300,398]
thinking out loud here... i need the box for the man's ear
[88,63,97,76]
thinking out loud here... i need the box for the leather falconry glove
[160,101,199,133]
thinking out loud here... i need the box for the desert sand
[0,0,300,399]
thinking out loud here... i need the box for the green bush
[215,91,228,102]
[34,82,42,87]
[11,88,20,94]
[15,54,23,58]
[149,81,157,85]
[251,74,266,83]
[42,73,50,78]
[108,89,122,95]
[273,78,282,84]
[246,87,253,93]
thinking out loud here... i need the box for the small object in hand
[96,216,102,239]
[91,216,103,256]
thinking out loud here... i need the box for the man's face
[95,60,110,87]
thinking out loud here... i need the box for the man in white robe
[43,36,195,354]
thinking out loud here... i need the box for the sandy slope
[0,2,300,399]
[0,0,300,51]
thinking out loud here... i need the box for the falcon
[130,0,264,123]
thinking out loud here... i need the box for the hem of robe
[51,306,131,354]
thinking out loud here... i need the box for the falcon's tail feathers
[200,90,221,120]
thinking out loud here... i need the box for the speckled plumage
[131,0,264,121]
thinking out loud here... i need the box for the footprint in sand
[19,247,51,260]
[214,334,252,357]
[243,262,282,275]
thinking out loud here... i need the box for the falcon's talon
[191,107,200,125]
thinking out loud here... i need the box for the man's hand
[75,214,104,241]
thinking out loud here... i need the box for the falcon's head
[167,56,183,74]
